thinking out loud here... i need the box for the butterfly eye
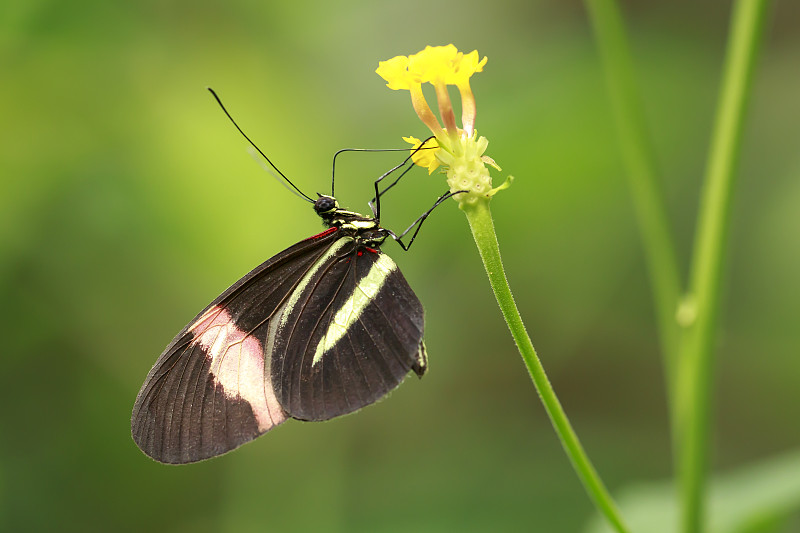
[314,195,337,214]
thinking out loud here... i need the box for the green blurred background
[2,1,799,531]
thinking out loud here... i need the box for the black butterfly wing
[271,241,426,422]
[131,229,341,464]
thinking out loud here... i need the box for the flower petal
[451,50,487,87]
[403,136,441,174]
[408,44,460,85]
[376,56,416,90]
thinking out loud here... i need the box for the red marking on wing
[305,227,337,241]
[364,247,379,254]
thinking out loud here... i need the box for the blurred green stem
[585,0,770,531]
[461,200,631,533]
[676,1,771,532]
[583,0,682,397]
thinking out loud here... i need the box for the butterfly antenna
[207,88,314,203]
[330,140,436,198]
[246,148,317,202]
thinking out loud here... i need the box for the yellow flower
[407,44,460,85]
[375,56,415,90]
[379,45,486,88]
[378,45,506,207]
[449,49,488,87]
[403,136,441,174]
[377,44,487,139]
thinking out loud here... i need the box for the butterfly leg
[386,189,467,251]
[368,136,436,220]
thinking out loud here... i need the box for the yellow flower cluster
[377,44,487,91]
[377,45,506,206]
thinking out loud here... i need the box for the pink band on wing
[190,305,287,430]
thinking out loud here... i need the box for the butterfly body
[132,195,426,464]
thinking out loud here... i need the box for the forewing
[131,229,340,463]
[272,244,425,421]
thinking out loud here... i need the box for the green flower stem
[676,2,771,532]
[462,200,631,533]
[584,0,682,388]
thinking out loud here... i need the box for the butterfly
[131,89,461,463]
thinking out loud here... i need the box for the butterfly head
[314,195,339,217]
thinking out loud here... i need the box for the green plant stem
[462,200,631,533]
[676,2,771,532]
[583,0,682,386]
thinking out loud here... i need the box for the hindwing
[272,241,426,421]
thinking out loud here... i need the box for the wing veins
[283,252,352,416]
